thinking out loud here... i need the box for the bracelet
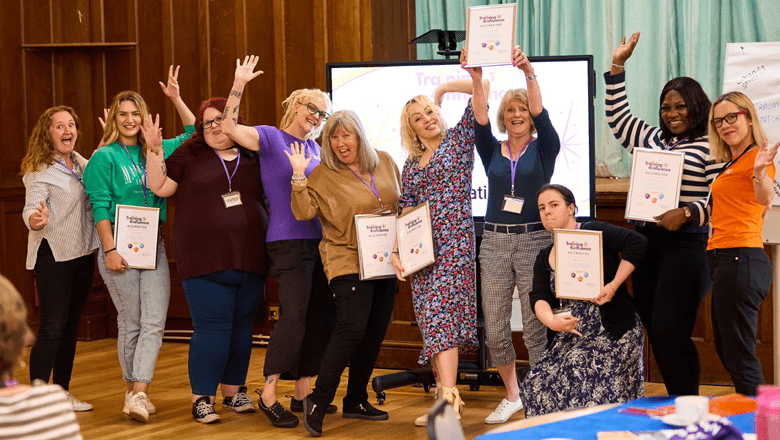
[392,249,399,255]
[105,247,117,255]
[291,174,307,181]
[526,74,537,81]
[612,63,624,69]
[753,175,764,184]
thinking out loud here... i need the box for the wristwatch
[683,206,691,218]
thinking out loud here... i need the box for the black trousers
[28,239,96,390]
[263,239,335,378]
[709,247,772,396]
[632,227,710,396]
[310,274,397,410]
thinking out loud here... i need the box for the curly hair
[20,106,82,174]
[100,91,150,151]
[658,77,711,143]
[0,275,33,380]
[278,89,332,140]
[399,95,448,158]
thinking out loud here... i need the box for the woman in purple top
[221,56,335,428]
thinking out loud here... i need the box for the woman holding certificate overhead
[391,48,487,425]
[521,184,646,417]
[287,110,400,437]
[83,69,195,422]
[604,32,715,396]
[472,46,560,424]
[707,91,777,396]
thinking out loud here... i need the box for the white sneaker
[128,392,150,422]
[123,391,157,415]
[65,392,93,412]
[484,397,523,424]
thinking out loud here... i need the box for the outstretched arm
[434,49,490,126]
[221,56,264,151]
[159,65,196,126]
[610,32,640,75]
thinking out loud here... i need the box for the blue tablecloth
[478,397,755,440]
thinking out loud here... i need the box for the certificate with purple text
[465,3,517,67]
[625,148,685,222]
[113,204,159,270]
[396,202,435,276]
[554,229,603,301]
[355,213,397,280]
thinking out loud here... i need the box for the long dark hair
[658,77,711,143]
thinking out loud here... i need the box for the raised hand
[235,55,264,85]
[284,141,313,176]
[754,139,780,177]
[140,114,163,152]
[97,108,109,130]
[512,46,533,75]
[29,200,49,230]
[460,47,482,80]
[613,31,640,66]
[158,65,181,99]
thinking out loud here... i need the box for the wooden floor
[14,339,736,439]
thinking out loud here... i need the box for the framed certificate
[625,148,685,222]
[553,229,603,300]
[396,201,435,276]
[355,213,397,280]
[113,204,160,269]
[464,3,517,68]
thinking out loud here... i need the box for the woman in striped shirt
[21,105,100,412]
[604,32,718,396]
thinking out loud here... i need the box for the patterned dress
[399,100,479,364]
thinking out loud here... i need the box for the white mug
[675,396,710,424]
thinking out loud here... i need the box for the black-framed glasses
[201,116,224,129]
[712,110,747,128]
[305,103,330,121]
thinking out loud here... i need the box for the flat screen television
[326,56,595,221]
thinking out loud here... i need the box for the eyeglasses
[305,103,330,121]
[201,116,224,129]
[711,110,747,128]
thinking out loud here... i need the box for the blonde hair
[0,275,33,380]
[319,110,379,172]
[279,89,332,140]
[20,106,82,174]
[399,95,448,157]
[101,91,151,152]
[496,88,536,134]
[708,91,767,163]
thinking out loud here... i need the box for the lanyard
[508,137,533,196]
[213,149,241,192]
[664,136,689,151]
[54,156,85,188]
[349,168,383,208]
[706,144,755,207]
[120,144,148,207]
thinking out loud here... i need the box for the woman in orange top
[707,91,779,395]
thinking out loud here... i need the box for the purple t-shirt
[255,126,322,242]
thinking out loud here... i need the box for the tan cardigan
[291,151,401,281]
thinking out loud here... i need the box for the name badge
[222,191,242,208]
[502,195,524,214]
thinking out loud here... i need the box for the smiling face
[538,189,576,232]
[329,125,359,167]
[49,111,77,158]
[660,90,690,136]
[201,107,234,151]
[712,100,752,151]
[503,98,533,137]
[116,100,142,145]
[294,97,328,136]
[407,102,442,143]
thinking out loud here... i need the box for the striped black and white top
[0,382,82,440]
[22,152,99,270]
[604,71,723,230]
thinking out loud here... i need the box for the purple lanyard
[213,149,241,192]
[349,168,383,207]
[54,157,85,188]
[120,144,149,207]
[508,137,533,196]
[665,136,689,151]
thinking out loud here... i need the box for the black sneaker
[192,396,220,424]
[303,395,326,437]
[291,396,338,414]
[342,400,389,420]
[223,386,256,413]
[256,391,299,428]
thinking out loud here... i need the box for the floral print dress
[399,100,479,364]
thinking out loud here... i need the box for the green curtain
[415,0,780,176]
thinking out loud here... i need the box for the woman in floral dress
[391,49,488,425]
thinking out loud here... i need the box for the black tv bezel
[325,55,596,225]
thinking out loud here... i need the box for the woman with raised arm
[83,66,196,423]
[287,110,401,437]
[21,106,99,413]
[604,32,715,396]
[391,48,488,425]
[144,97,267,423]
[707,91,778,396]
[521,184,646,417]
[474,46,561,424]
[221,56,335,429]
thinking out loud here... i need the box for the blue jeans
[182,269,264,396]
[97,238,170,383]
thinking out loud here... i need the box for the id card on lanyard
[213,149,243,208]
[502,138,533,214]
